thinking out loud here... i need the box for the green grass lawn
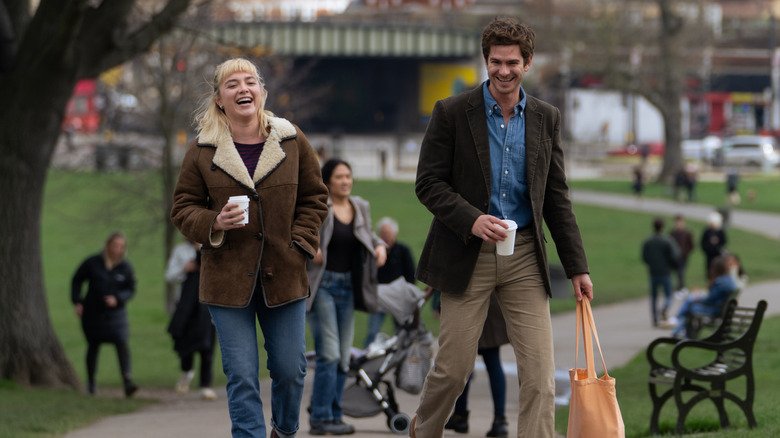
[556,315,780,437]
[39,171,780,385]
[354,180,780,315]
[571,175,780,214]
[4,170,779,437]
[0,380,151,438]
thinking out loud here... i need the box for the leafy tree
[0,0,196,388]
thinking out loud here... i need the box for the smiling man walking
[411,18,593,438]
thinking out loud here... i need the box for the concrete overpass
[208,20,480,58]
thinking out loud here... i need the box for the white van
[718,135,779,168]
[682,135,721,163]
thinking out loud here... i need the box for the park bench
[683,288,741,339]
[646,299,767,435]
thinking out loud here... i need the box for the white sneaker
[175,371,195,393]
[200,387,218,400]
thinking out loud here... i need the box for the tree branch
[0,0,15,72]
[2,0,31,44]
[78,0,195,78]
[11,1,86,77]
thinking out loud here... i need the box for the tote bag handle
[574,299,610,379]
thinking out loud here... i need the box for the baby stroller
[341,277,433,434]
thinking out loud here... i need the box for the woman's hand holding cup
[214,202,246,231]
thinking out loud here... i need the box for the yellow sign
[100,66,123,87]
[419,63,478,115]
[730,92,756,104]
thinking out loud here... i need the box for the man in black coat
[642,218,680,327]
[701,211,727,278]
[412,17,593,438]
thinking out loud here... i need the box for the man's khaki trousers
[414,229,555,437]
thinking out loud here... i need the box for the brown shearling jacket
[171,116,328,308]
[415,84,588,295]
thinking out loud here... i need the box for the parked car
[682,135,721,163]
[715,135,780,168]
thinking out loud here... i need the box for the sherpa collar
[201,117,296,190]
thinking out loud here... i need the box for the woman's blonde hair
[103,231,127,260]
[194,58,272,141]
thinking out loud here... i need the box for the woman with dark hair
[306,158,387,435]
[71,232,137,397]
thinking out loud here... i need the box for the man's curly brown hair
[481,17,535,65]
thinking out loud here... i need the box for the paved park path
[65,191,779,438]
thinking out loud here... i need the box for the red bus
[63,79,101,134]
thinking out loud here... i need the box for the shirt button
[500,124,505,129]
[505,148,509,152]
[502,193,507,197]
[505,170,509,174]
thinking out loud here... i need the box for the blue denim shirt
[483,81,532,228]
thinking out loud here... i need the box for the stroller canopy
[377,276,424,325]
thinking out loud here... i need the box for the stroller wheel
[388,412,411,434]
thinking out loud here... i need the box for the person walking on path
[726,168,741,206]
[672,167,688,202]
[164,239,198,314]
[641,217,680,327]
[364,216,416,347]
[412,17,593,438]
[440,295,509,437]
[166,248,218,401]
[701,211,727,279]
[669,214,694,291]
[306,158,387,435]
[631,164,644,198]
[171,57,329,438]
[71,231,138,397]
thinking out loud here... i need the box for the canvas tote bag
[567,299,625,438]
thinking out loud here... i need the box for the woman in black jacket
[167,249,217,400]
[71,232,137,397]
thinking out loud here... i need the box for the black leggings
[453,346,506,418]
[86,340,132,385]
[180,348,214,388]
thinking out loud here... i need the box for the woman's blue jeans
[308,270,355,423]
[208,294,306,438]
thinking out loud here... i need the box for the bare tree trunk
[157,46,180,314]
[660,98,684,183]
[161,113,177,314]
[0,0,193,388]
[0,70,80,388]
[656,0,685,183]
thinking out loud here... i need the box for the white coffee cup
[495,219,518,256]
[228,195,250,225]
